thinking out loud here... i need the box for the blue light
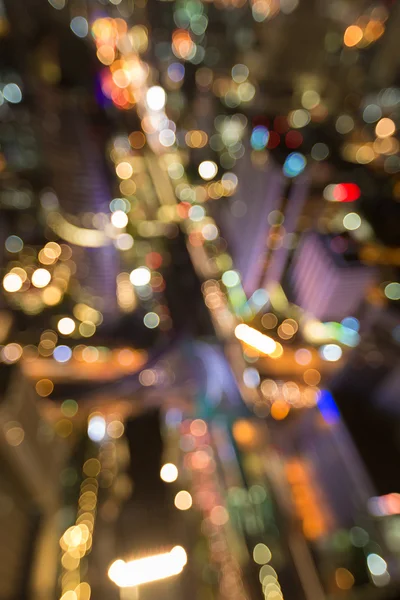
[53,345,72,363]
[110,198,130,213]
[70,16,88,38]
[341,316,359,332]
[283,152,306,177]
[340,327,360,347]
[3,83,22,104]
[165,408,182,428]
[243,368,260,388]
[251,289,269,307]
[251,126,269,150]
[317,389,340,425]
[168,63,185,83]
[5,235,23,253]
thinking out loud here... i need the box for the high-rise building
[38,87,120,319]
[217,153,284,296]
[214,151,309,298]
[291,232,376,321]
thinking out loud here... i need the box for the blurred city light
[146,86,166,111]
[235,324,277,355]
[57,317,76,335]
[129,267,151,286]
[317,390,340,425]
[1,2,400,599]
[174,491,192,510]
[198,160,218,180]
[87,416,106,443]
[108,546,187,588]
[160,463,178,483]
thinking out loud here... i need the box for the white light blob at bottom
[108,546,187,588]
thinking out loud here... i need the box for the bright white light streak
[108,546,187,588]
[235,324,277,355]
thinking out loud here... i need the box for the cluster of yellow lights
[185,130,208,148]
[38,329,58,358]
[24,338,145,371]
[92,18,150,110]
[201,279,236,337]
[212,74,256,107]
[89,4,324,438]
[277,318,298,340]
[3,267,51,291]
[255,382,319,421]
[344,15,386,49]
[251,538,284,600]
[58,458,101,598]
[2,240,73,316]
[117,272,136,312]
[39,241,62,265]
[285,460,331,541]
[183,419,252,600]
[91,14,242,367]
[57,415,129,597]
[342,117,399,168]
[73,304,103,326]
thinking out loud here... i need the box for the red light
[177,202,191,218]
[267,131,280,149]
[146,252,163,269]
[333,183,361,202]
[252,117,270,128]
[285,131,303,149]
[274,116,289,134]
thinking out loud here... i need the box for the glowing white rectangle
[235,324,277,355]
[108,546,187,588]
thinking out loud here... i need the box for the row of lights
[58,455,100,600]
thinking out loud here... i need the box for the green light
[61,399,78,417]
[385,282,400,300]
[222,270,240,287]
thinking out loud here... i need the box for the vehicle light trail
[234,324,277,355]
[108,546,187,588]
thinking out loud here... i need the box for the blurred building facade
[291,232,376,321]
[0,368,63,600]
